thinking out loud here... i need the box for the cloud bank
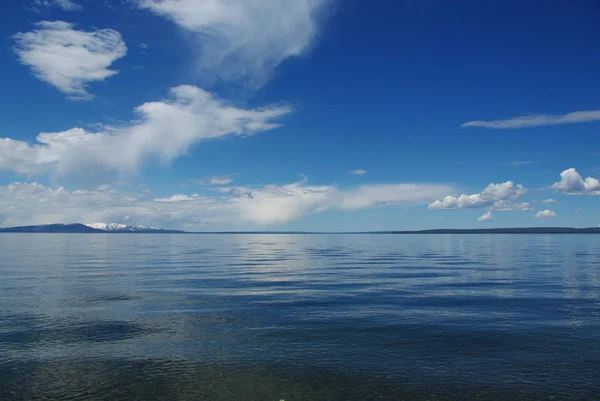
[462,110,600,129]
[0,179,452,229]
[138,0,334,86]
[0,86,291,178]
[13,21,126,100]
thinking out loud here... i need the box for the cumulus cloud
[349,169,367,176]
[539,198,558,204]
[0,179,452,229]
[428,181,526,210]
[462,110,600,129]
[13,21,126,100]
[536,210,556,218]
[477,211,494,222]
[138,0,334,86]
[551,168,600,195]
[0,85,291,178]
[27,0,82,12]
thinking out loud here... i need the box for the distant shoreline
[0,224,599,234]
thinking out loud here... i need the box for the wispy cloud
[0,86,291,179]
[539,198,558,204]
[192,174,238,185]
[502,161,534,167]
[551,168,600,195]
[138,0,335,87]
[27,0,82,12]
[493,201,533,211]
[13,21,126,100]
[462,110,600,129]
[349,169,367,176]
[54,0,81,10]
[477,211,494,222]
[536,210,556,218]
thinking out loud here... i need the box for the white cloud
[428,181,526,210]
[493,201,533,211]
[13,21,126,100]
[502,161,533,167]
[477,211,494,222]
[539,198,558,204]
[154,194,200,203]
[536,210,556,218]
[349,169,367,176]
[27,0,82,12]
[227,179,452,225]
[138,0,334,86]
[0,179,453,229]
[551,168,600,195]
[193,174,237,185]
[0,85,291,178]
[338,184,448,211]
[54,0,81,10]
[210,176,234,185]
[462,110,600,129]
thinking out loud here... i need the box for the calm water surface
[0,234,599,400]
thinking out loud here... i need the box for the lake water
[0,234,599,400]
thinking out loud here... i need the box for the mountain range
[0,223,184,233]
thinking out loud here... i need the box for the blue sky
[0,0,599,231]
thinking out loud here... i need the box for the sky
[0,0,599,231]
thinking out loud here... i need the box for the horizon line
[0,223,599,234]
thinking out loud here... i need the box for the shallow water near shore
[1,233,599,400]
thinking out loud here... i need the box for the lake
[0,234,599,400]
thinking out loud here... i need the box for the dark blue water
[0,234,599,400]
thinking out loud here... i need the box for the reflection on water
[0,234,599,400]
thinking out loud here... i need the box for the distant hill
[381,227,600,234]
[0,224,104,233]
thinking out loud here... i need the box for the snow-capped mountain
[85,223,160,232]
[0,223,185,233]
